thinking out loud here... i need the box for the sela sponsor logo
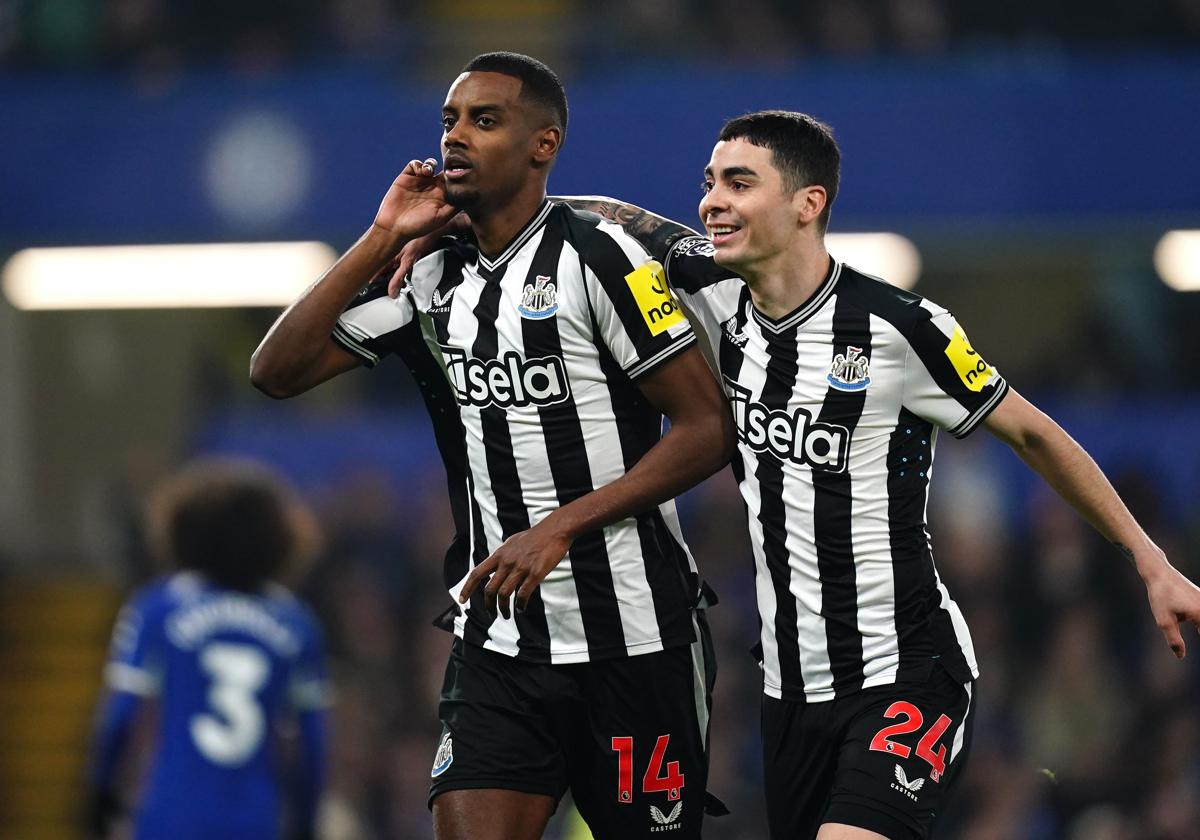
[827,345,871,392]
[442,347,571,409]
[430,286,456,312]
[518,275,559,319]
[723,316,748,347]
[649,802,683,832]
[625,260,685,336]
[891,764,925,802]
[431,732,453,778]
[943,322,994,392]
[726,380,849,471]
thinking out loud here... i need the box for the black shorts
[761,661,976,840]
[429,611,716,840]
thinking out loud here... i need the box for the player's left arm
[554,196,701,261]
[984,388,1200,657]
[459,346,735,618]
[85,691,141,838]
[85,596,162,837]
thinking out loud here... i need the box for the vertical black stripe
[887,412,972,684]
[743,304,807,694]
[470,264,553,659]
[721,289,753,494]
[426,250,492,647]
[395,319,468,588]
[718,287,767,665]
[521,224,624,656]
[582,248,695,650]
[814,295,871,696]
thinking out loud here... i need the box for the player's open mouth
[708,224,741,246]
[444,156,473,180]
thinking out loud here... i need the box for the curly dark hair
[144,459,318,591]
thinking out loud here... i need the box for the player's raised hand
[1142,557,1200,658]
[388,211,471,298]
[459,519,573,620]
[372,157,458,243]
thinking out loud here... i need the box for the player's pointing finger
[459,557,497,603]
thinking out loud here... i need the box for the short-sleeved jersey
[665,237,1009,702]
[104,572,329,838]
[333,202,704,664]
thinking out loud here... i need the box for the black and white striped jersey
[332,201,703,664]
[665,236,1008,702]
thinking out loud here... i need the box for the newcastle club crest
[827,346,871,392]
[518,275,559,319]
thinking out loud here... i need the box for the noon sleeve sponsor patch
[624,260,685,336]
[943,323,995,392]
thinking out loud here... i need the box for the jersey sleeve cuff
[625,332,697,380]
[331,323,380,368]
[948,378,1009,439]
[664,235,703,274]
[104,663,159,697]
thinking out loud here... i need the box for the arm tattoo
[556,197,701,262]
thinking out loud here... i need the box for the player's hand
[1142,557,1200,658]
[388,211,472,297]
[458,518,573,619]
[372,158,458,244]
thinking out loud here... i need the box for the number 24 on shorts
[868,701,953,782]
[611,735,685,803]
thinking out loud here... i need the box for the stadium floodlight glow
[1,242,339,310]
[1153,231,1200,292]
[826,233,921,290]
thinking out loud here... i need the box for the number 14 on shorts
[612,735,685,803]
[868,701,953,782]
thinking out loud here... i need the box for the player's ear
[794,185,827,227]
[532,125,561,166]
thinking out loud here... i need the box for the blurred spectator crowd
[213,441,1198,839]
[2,0,1199,72]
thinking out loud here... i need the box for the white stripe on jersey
[554,240,665,657]
[935,568,979,679]
[779,306,835,697]
[949,681,974,764]
[851,314,905,688]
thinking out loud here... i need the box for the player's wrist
[540,506,585,545]
[1125,539,1168,582]
[363,223,409,262]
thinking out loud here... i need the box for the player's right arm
[250,158,457,397]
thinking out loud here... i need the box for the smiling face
[699,138,811,274]
[440,71,558,213]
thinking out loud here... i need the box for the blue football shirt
[93,572,329,839]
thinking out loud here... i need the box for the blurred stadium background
[2,1,1199,838]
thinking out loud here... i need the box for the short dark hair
[145,459,317,591]
[463,52,568,140]
[718,110,841,232]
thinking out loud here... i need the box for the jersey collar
[476,199,554,273]
[750,259,842,335]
